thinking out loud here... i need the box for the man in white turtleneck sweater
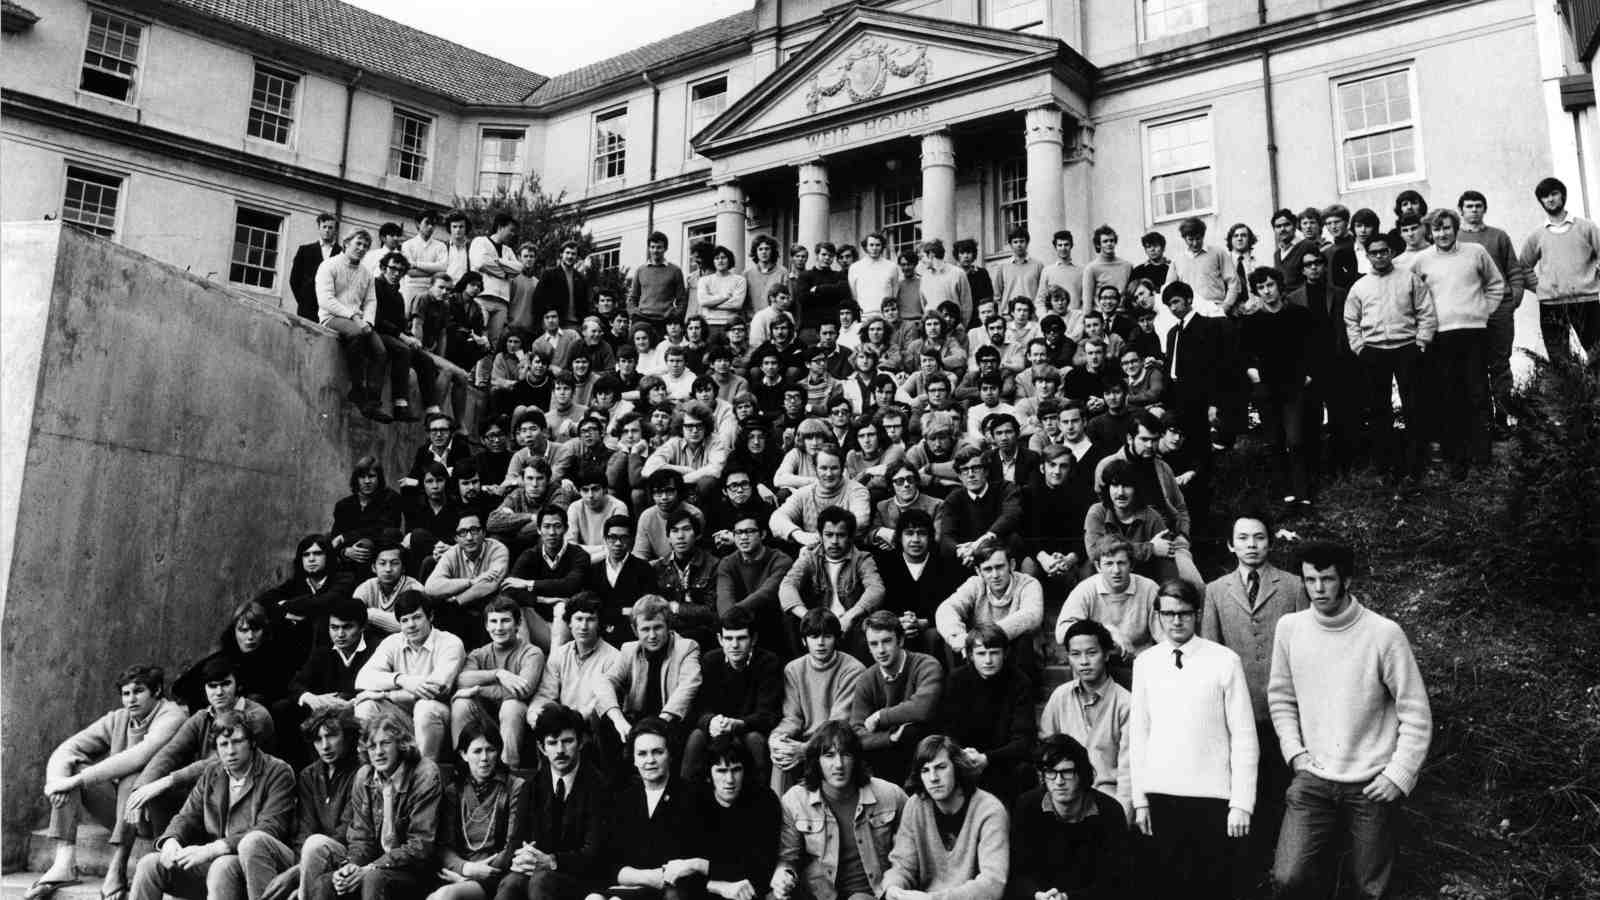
[1268,541,1433,900]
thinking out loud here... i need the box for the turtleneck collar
[1313,596,1364,631]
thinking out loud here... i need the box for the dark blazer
[876,551,965,622]
[582,556,661,644]
[1164,313,1229,420]
[604,777,705,872]
[1290,280,1355,375]
[528,762,610,879]
[290,241,339,321]
[531,264,591,325]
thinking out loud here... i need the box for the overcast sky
[345,0,755,77]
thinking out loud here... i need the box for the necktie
[1174,648,1184,670]
[1247,570,1260,609]
[553,777,567,831]
[1169,322,1183,381]
[1236,256,1248,294]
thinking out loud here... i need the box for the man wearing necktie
[1131,580,1258,900]
[1162,282,1231,536]
[501,705,608,900]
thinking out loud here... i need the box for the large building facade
[3,0,1598,305]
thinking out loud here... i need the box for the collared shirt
[606,555,627,586]
[1041,785,1100,824]
[1545,212,1578,234]
[644,784,667,817]
[333,638,369,668]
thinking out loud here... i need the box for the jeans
[237,830,297,899]
[1358,345,1425,481]
[1430,329,1489,465]
[451,696,531,768]
[1484,300,1517,424]
[1538,299,1600,366]
[130,849,246,900]
[1273,772,1398,900]
[325,316,387,400]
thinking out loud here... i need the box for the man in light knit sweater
[527,594,619,722]
[769,446,872,546]
[626,231,688,330]
[934,538,1044,670]
[995,225,1043,303]
[1455,190,1527,432]
[1519,175,1600,367]
[1269,542,1432,900]
[1131,579,1257,900]
[1345,232,1436,494]
[848,232,900,314]
[1411,210,1505,477]
[314,230,389,421]
[767,609,865,793]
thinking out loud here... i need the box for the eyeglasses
[890,475,917,485]
[732,527,761,536]
[682,422,705,429]
[604,533,631,542]
[456,526,484,536]
[1302,259,1327,268]
[1156,609,1197,621]
[726,481,752,490]
[427,427,452,434]
[957,464,987,474]
[1041,767,1078,781]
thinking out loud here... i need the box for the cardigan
[880,789,1009,900]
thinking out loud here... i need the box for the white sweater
[1130,636,1258,811]
[1267,599,1432,795]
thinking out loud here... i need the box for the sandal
[22,876,80,899]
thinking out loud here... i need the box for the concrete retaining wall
[0,222,418,866]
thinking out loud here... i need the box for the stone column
[1024,106,1065,246]
[797,161,830,252]
[919,130,957,249]
[713,180,747,261]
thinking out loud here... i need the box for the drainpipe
[334,69,364,227]
[643,70,661,238]
[1257,1,1279,211]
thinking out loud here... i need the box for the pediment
[696,7,1061,150]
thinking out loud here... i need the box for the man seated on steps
[122,658,275,841]
[28,665,187,900]
[127,710,295,900]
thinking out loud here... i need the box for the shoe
[1281,494,1297,504]
[359,403,393,423]
[392,405,419,422]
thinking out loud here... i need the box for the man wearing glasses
[1289,247,1360,483]
[1345,232,1436,497]
[423,513,509,649]
[1130,580,1257,900]
[372,251,440,423]
[936,445,1023,567]
[713,511,792,654]
[642,402,727,509]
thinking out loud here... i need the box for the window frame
[60,162,125,239]
[683,220,717,268]
[687,73,729,153]
[79,7,145,104]
[246,61,300,146]
[228,204,287,292]
[388,106,433,183]
[476,125,529,196]
[592,105,629,185]
[878,181,924,260]
[1142,0,1208,42]
[589,239,623,274]
[995,157,1028,247]
[1332,64,1425,192]
[1142,110,1216,226]
[987,0,1047,34]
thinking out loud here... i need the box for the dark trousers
[495,868,596,900]
[1250,719,1291,885]
[1430,328,1490,466]
[1256,386,1311,499]
[1306,359,1364,481]
[1273,773,1398,900]
[326,317,387,400]
[1357,345,1425,482]
[1484,301,1518,424]
[305,866,429,900]
[681,728,768,783]
[862,724,928,786]
[1144,793,1243,900]
[1538,299,1600,366]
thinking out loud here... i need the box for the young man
[1455,191,1527,430]
[469,215,520,342]
[779,507,885,657]
[847,232,900,314]
[1166,217,1233,317]
[766,611,865,792]
[532,240,591,328]
[450,596,544,768]
[1008,734,1130,898]
[316,230,390,421]
[371,251,437,421]
[129,712,295,900]
[442,210,473,282]
[627,231,689,330]
[683,607,784,782]
[1130,230,1172,287]
[502,506,588,651]
[501,705,609,900]
[1242,267,1318,503]
[274,599,378,763]
[594,596,703,762]
[1082,224,1133,303]
[491,459,575,559]
[992,225,1042,304]
[291,212,341,321]
[714,511,795,653]
[653,508,719,649]
[1162,281,1228,471]
[770,446,872,546]
[1200,512,1308,870]
[1084,378,1134,448]
[424,512,510,647]
[1270,542,1433,900]
[527,594,620,724]
[919,238,974,326]
[935,625,1036,799]
[1345,232,1437,494]
[1413,208,1507,474]
[303,712,443,900]
[1040,620,1133,819]
[874,507,962,654]
[235,707,362,900]
[354,541,424,635]
[937,446,1024,566]
[1131,580,1258,900]
[1054,536,1162,686]
[1033,229,1083,314]
[1288,245,1360,482]
[124,659,275,836]
[935,537,1044,671]
[851,610,945,784]
[582,514,659,644]
[1019,442,1088,587]
[34,665,187,899]
[352,590,466,759]
[567,466,629,562]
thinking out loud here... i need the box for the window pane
[593,109,628,182]
[478,129,525,194]
[247,65,298,144]
[229,208,283,289]
[1146,0,1207,40]
[81,12,141,101]
[62,166,122,237]
[389,109,431,181]
[879,183,923,258]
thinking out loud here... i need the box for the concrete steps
[24,826,114,879]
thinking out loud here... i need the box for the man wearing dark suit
[270,598,379,767]
[1161,281,1232,535]
[530,241,591,327]
[497,705,609,900]
[982,413,1041,488]
[290,213,341,322]
[581,514,661,645]
[1288,247,1360,481]
[875,509,964,662]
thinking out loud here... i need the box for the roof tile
[529,9,753,104]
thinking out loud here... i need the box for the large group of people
[36,172,1600,900]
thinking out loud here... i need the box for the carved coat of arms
[805,39,930,113]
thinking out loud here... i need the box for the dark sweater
[694,648,784,736]
[938,665,1035,771]
[330,490,404,546]
[876,552,965,621]
[1020,474,1089,556]
[286,640,378,701]
[582,556,661,644]
[695,782,782,886]
[795,268,851,331]
[604,778,705,872]
[1008,787,1128,899]
[505,542,589,606]
[936,483,1023,553]
[1241,303,1315,394]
